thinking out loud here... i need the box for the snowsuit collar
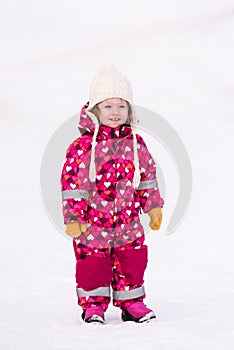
[97,124,132,140]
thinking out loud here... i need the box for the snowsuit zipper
[111,128,117,228]
[111,128,116,151]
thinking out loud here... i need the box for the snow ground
[1,1,234,349]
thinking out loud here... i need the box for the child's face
[97,98,129,128]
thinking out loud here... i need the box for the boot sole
[122,310,156,323]
[85,315,105,324]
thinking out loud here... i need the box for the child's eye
[104,105,111,108]
[120,105,126,108]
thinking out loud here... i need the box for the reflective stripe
[113,286,145,300]
[62,189,89,200]
[137,179,158,190]
[76,286,110,298]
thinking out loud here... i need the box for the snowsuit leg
[111,236,148,309]
[73,241,112,311]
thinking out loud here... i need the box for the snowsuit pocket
[76,255,112,291]
[114,245,148,285]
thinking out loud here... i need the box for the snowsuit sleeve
[136,135,164,213]
[60,136,92,224]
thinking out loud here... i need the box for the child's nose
[112,106,119,114]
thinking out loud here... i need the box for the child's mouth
[110,118,121,121]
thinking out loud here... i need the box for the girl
[61,64,164,324]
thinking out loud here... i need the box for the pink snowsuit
[61,102,164,311]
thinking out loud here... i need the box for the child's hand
[65,221,87,237]
[148,208,163,230]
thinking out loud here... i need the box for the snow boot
[81,305,105,324]
[121,302,156,323]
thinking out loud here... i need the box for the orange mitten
[148,207,163,230]
[65,221,87,238]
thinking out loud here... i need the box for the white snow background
[1,0,234,349]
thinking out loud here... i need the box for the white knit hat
[87,64,134,112]
[86,64,140,188]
